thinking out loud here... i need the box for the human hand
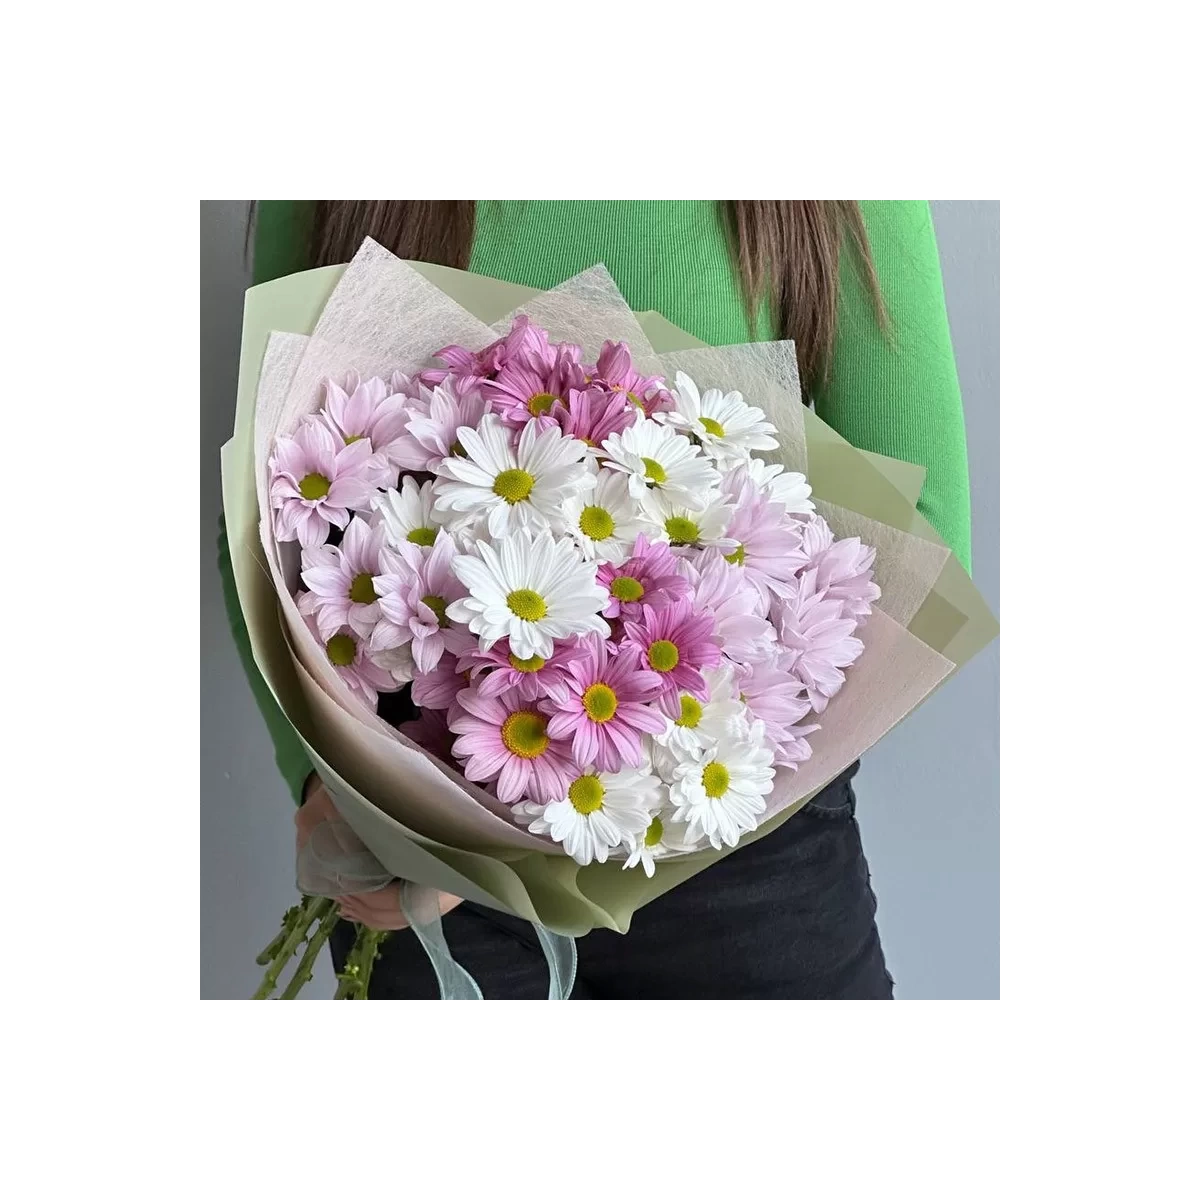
[295,775,463,931]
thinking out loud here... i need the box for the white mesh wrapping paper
[816,499,951,629]
[496,263,664,374]
[282,239,496,423]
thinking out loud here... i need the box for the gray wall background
[200,200,999,1000]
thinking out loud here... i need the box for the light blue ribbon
[399,883,575,1000]
[399,883,484,1000]
[534,925,578,1000]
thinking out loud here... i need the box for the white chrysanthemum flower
[366,639,416,687]
[667,720,776,850]
[662,372,779,466]
[654,666,746,757]
[621,801,705,876]
[744,458,815,515]
[638,487,735,553]
[446,529,609,659]
[373,476,448,551]
[600,414,721,507]
[561,465,657,562]
[515,766,660,866]
[434,413,593,538]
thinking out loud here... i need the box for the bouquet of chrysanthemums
[223,239,996,998]
[271,318,878,868]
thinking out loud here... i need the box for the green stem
[278,905,341,999]
[356,928,387,997]
[252,896,329,999]
[254,905,300,966]
[334,962,363,999]
[334,923,390,999]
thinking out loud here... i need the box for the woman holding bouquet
[220,200,971,999]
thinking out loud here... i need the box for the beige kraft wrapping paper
[221,241,995,935]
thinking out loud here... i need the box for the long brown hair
[305,201,886,386]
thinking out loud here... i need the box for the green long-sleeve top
[220,200,971,804]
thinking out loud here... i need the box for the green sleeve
[813,201,973,573]
[251,201,316,286]
[214,202,319,806]
[217,518,313,805]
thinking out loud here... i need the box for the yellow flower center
[500,710,550,759]
[676,695,703,728]
[648,639,679,672]
[582,682,619,723]
[609,575,644,602]
[644,815,664,847]
[578,506,616,541]
[507,589,547,621]
[702,761,731,798]
[493,468,535,504]
[406,526,437,547]
[508,652,545,673]
[665,516,700,546]
[421,594,450,628]
[568,774,605,815]
[325,634,356,667]
[344,433,366,445]
[640,456,667,485]
[298,472,331,501]
[725,543,746,566]
[699,416,726,438]
[528,392,559,417]
[348,572,378,605]
[449,439,466,457]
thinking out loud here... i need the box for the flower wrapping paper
[221,239,997,936]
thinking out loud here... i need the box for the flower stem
[254,904,301,966]
[252,895,328,999]
[334,923,389,999]
[278,904,341,1000]
[357,927,387,996]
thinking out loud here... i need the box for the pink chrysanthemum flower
[389,380,491,472]
[677,548,776,662]
[465,636,589,705]
[269,417,384,547]
[371,532,473,674]
[435,315,550,380]
[535,386,636,451]
[448,687,576,805]
[719,468,808,605]
[484,342,588,426]
[411,653,470,711]
[543,635,667,772]
[387,369,420,399]
[592,340,673,417]
[624,599,721,704]
[395,708,456,767]
[734,657,820,767]
[595,534,691,621]
[795,514,881,621]
[297,515,387,640]
[773,573,865,713]
[319,371,408,482]
[299,609,399,708]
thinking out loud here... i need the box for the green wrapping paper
[222,246,997,937]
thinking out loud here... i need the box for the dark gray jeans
[330,761,893,999]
